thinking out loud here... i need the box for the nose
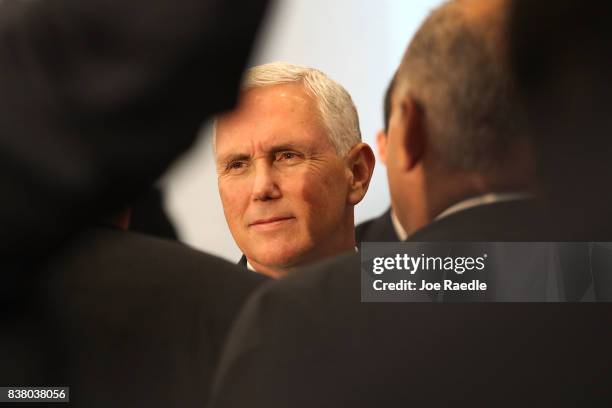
[251,161,281,201]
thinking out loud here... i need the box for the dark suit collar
[355,208,400,243]
[434,192,532,221]
[406,198,550,242]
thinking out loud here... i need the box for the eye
[226,160,247,172]
[276,151,300,162]
[281,152,296,160]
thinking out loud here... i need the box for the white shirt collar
[390,209,408,241]
[435,192,532,221]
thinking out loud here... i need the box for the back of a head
[509,0,612,239]
[395,0,527,173]
[382,76,395,133]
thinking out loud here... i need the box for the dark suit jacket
[355,208,400,243]
[408,200,593,301]
[209,200,611,407]
[407,199,551,241]
[2,227,267,407]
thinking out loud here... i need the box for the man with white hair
[214,62,375,278]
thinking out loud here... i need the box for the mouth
[249,216,296,230]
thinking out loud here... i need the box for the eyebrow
[265,142,306,154]
[217,153,251,166]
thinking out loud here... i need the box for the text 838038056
[1,387,69,403]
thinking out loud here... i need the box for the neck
[398,168,535,238]
[430,172,534,218]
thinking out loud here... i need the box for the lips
[249,216,295,227]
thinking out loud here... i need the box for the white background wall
[160,0,440,262]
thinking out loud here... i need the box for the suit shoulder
[60,227,232,268]
[246,251,361,321]
[355,209,398,242]
[46,227,267,302]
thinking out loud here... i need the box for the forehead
[215,82,332,156]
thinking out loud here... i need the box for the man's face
[215,83,353,269]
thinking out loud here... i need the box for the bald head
[394,0,525,172]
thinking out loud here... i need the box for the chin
[254,245,309,268]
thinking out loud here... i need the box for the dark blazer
[591,243,612,301]
[2,227,267,407]
[355,208,400,243]
[407,200,593,301]
[209,200,611,407]
[407,199,551,241]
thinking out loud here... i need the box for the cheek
[386,163,400,198]
[386,134,408,179]
[219,180,248,224]
[384,143,400,182]
[286,165,348,220]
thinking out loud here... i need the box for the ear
[375,130,388,165]
[345,143,376,205]
[397,96,426,171]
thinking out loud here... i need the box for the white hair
[214,62,361,156]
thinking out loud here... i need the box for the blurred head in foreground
[214,62,375,278]
[509,0,612,239]
[387,0,536,237]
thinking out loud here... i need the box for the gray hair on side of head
[214,62,361,157]
[395,0,527,172]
